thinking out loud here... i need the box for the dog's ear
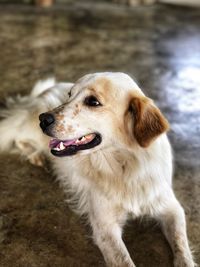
[127,95,169,147]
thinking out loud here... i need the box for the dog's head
[39,72,169,157]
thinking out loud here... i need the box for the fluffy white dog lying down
[0,72,195,267]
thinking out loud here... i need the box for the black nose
[39,113,55,132]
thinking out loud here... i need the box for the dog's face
[39,72,169,157]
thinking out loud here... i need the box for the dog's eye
[84,96,102,107]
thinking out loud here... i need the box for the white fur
[31,77,56,97]
[0,79,73,160]
[0,72,195,267]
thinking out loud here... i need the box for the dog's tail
[0,78,56,152]
[30,77,56,97]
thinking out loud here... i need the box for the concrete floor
[0,2,199,267]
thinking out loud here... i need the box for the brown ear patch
[129,96,169,147]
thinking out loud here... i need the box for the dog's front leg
[89,201,135,267]
[91,219,135,267]
[157,197,195,267]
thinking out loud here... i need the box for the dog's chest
[54,150,169,217]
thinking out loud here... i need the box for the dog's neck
[79,138,164,179]
[72,146,141,193]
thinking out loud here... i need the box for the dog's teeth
[76,137,84,144]
[86,134,93,140]
[75,134,94,145]
[53,147,60,151]
[60,142,65,150]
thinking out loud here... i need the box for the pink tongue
[63,139,76,146]
[49,138,76,148]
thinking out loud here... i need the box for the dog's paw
[15,140,46,167]
[28,151,46,167]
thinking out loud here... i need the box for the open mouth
[49,133,102,157]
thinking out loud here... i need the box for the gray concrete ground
[0,2,199,267]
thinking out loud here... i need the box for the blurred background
[0,0,199,266]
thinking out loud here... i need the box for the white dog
[0,72,195,267]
